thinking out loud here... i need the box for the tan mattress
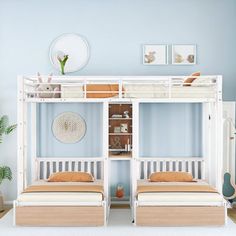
[17,180,104,203]
[137,180,224,205]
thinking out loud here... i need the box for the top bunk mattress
[60,84,216,99]
[123,85,216,99]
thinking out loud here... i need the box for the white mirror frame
[49,33,90,73]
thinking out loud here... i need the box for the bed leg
[224,201,228,225]
[133,201,137,226]
[13,200,16,226]
[103,201,107,226]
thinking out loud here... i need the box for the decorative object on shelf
[120,123,128,133]
[125,138,131,152]
[0,115,16,212]
[52,112,86,143]
[143,44,168,65]
[111,114,122,118]
[57,51,69,75]
[114,126,121,133]
[123,111,129,118]
[35,73,60,98]
[110,137,122,149]
[115,184,125,198]
[49,33,90,73]
[172,44,196,65]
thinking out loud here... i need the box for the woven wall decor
[52,112,86,143]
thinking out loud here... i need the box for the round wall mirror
[49,33,90,73]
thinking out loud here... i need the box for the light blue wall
[0,0,236,201]
[37,103,103,157]
[139,103,202,157]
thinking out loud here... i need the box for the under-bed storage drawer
[15,206,104,226]
[136,206,225,226]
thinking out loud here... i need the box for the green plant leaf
[0,166,12,184]
[0,115,9,135]
[5,124,17,134]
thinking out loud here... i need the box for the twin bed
[134,159,226,226]
[14,159,107,226]
[135,180,225,226]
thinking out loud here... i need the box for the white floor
[0,209,236,236]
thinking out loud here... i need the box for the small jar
[115,184,125,198]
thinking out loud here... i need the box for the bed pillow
[85,84,125,98]
[149,171,194,182]
[48,171,94,182]
[183,72,201,86]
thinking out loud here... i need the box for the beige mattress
[60,84,216,99]
[137,192,223,204]
[123,84,215,98]
[18,192,102,203]
[17,180,103,204]
[137,180,224,206]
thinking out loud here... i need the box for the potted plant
[0,115,16,212]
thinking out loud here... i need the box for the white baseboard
[4,200,13,205]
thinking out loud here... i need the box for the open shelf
[111,196,130,203]
[109,133,132,135]
[108,103,133,158]
[109,118,132,120]
[109,151,132,159]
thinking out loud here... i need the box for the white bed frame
[16,75,225,226]
[14,158,108,226]
[133,158,226,226]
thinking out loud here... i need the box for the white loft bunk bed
[15,75,226,227]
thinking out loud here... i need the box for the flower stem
[60,63,65,75]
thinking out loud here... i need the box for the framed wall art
[172,44,196,65]
[143,44,168,65]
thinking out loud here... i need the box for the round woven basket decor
[52,112,86,143]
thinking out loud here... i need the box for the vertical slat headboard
[137,158,205,180]
[36,158,104,180]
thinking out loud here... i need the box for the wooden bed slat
[194,162,198,179]
[94,162,97,179]
[43,162,47,179]
[81,162,85,172]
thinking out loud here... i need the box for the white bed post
[103,101,109,224]
[132,101,139,221]
[17,76,26,195]
[31,103,37,183]
[203,103,212,184]
[216,101,223,193]
[216,75,223,193]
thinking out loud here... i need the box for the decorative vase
[115,184,124,199]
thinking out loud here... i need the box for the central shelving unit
[108,103,133,206]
